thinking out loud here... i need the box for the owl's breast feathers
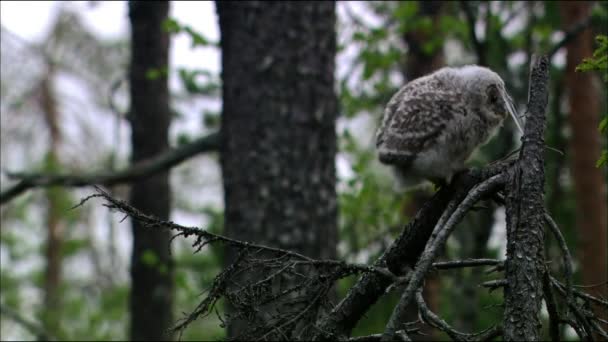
[376,76,466,166]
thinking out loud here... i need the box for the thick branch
[312,163,510,340]
[382,174,506,340]
[0,132,219,204]
[503,55,549,341]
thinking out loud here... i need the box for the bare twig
[0,132,220,204]
[433,258,502,270]
[550,276,608,308]
[542,273,561,341]
[416,290,502,341]
[481,279,507,292]
[544,211,574,303]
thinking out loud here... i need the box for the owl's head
[455,65,523,133]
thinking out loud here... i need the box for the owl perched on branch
[376,65,522,188]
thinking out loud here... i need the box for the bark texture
[217,1,337,338]
[128,2,173,340]
[503,56,549,341]
[560,2,608,330]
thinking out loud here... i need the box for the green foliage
[177,68,220,96]
[576,35,608,81]
[162,18,216,48]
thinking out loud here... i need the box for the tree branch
[382,174,506,340]
[460,0,486,66]
[432,258,502,270]
[542,272,561,341]
[311,162,510,340]
[502,55,549,341]
[415,290,502,341]
[0,132,220,205]
[547,15,594,59]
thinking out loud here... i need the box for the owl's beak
[503,92,524,134]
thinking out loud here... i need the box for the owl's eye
[487,85,500,103]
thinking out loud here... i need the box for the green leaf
[162,18,182,34]
[185,27,210,47]
[352,31,367,42]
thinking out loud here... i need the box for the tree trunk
[128,2,173,340]
[40,69,64,337]
[503,55,549,342]
[217,1,337,339]
[559,2,608,332]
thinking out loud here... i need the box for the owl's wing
[376,79,464,165]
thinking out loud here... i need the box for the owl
[376,65,522,188]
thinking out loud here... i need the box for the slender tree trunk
[40,69,64,336]
[128,2,173,340]
[560,1,608,333]
[217,1,337,339]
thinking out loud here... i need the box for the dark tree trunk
[128,2,173,340]
[217,1,337,338]
[503,56,549,342]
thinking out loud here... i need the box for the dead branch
[311,162,511,341]
[415,290,502,341]
[382,174,506,340]
[432,258,502,270]
[0,132,219,205]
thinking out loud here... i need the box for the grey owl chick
[376,65,522,188]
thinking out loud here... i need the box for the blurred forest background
[0,1,606,341]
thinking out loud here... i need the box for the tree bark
[559,1,608,332]
[503,55,549,341]
[217,1,337,339]
[128,2,173,340]
[40,69,64,336]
